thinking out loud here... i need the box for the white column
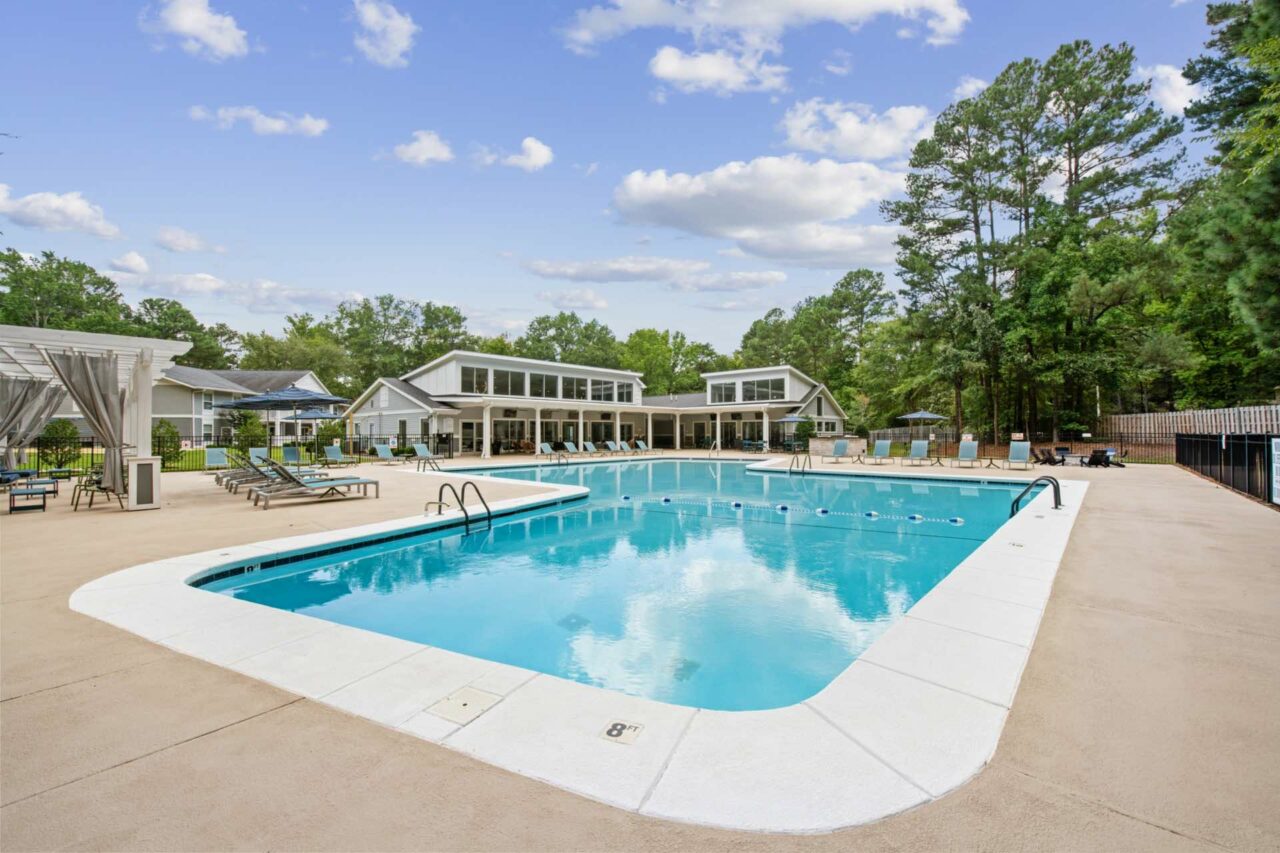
[714,411,720,450]
[534,407,542,452]
[481,404,492,459]
[578,409,584,448]
[646,411,652,445]
[134,348,154,456]
[762,410,769,451]
[675,413,681,450]
[614,411,620,442]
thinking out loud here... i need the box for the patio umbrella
[282,408,343,462]
[896,410,948,421]
[216,385,348,467]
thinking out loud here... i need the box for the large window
[591,379,614,402]
[202,392,214,412]
[494,369,525,396]
[562,377,587,400]
[461,366,488,394]
[616,381,633,403]
[530,372,558,398]
[710,382,736,403]
[742,378,785,401]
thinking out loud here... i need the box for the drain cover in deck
[426,686,501,725]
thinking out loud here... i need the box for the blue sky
[3,0,1210,350]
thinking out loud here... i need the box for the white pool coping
[70,459,1087,834]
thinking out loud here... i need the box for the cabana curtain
[0,376,68,468]
[45,352,127,494]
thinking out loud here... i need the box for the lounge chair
[249,447,270,465]
[582,441,606,456]
[562,442,583,457]
[538,442,557,460]
[1107,449,1128,468]
[901,440,932,466]
[373,444,405,465]
[634,439,656,454]
[204,447,230,471]
[1081,448,1122,467]
[861,439,892,465]
[282,446,305,466]
[232,457,328,496]
[1004,440,1032,470]
[323,444,358,468]
[412,443,442,472]
[1034,448,1064,466]
[604,441,622,454]
[951,440,980,467]
[251,460,379,509]
[619,441,642,455]
[823,439,851,464]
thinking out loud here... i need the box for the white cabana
[0,325,191,510]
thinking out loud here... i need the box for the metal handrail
[1010,475,1062,517]
[709,439,721,457]
[427,483,471,533]
[459,480,493,532]
[788,454,812,476]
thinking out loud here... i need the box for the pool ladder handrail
[425,481,493,534]
[788,453,812,476]
[709,439,721,457]
[1009,475,1062,518]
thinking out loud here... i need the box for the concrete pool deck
[2,454,1278,850]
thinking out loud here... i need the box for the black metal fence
[1176,433,1278,505]
[864,430,1177,464]
[20,433,455,475]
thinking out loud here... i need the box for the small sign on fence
[1011,432,1024,441]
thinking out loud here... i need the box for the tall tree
[515,312,622,367]
[132,298,239,369]
[0,250,135,332]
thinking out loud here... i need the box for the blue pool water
[203,460,1033,710]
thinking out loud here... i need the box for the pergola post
[578,409,584,448]
[482,404,492,459]
[534,407,542,453]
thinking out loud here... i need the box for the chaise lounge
[251,460,379,509]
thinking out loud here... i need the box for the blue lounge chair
[373,444,404,465]
[1005,440,1032,470]
[252,460,379,509]
[604,441,621,454]
[204,447,230,471]
[823,439,850,464]
[538,442,557,459]
[282,446,305,466]
[619,441,641,455]
[562,442,582,457]
[323,444,358,467]
[901,439,936,466]
[634,439,656,454]
[249,447,270,465]
[861,439,892,465]
[582,441,605,456]
[412,443,441,472]
[951,440,979,467]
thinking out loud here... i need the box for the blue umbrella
[897,410,948,421]
[282,408,342,420]
[216,385,349,467]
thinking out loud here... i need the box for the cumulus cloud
[393,130,455,166]
[953,74,988,99]
[188,105,328,136]
[353,0,419,67]
[503,137,555,172]
[648,46,787,94]
[144,0,248,61]
[537,288,609,310]
[612,155,904,268]
[155,225,223,254]
[120,270,360,312]
[1139,64,1203,114]
[110,251,149,275]
[0,184,121,239]
[781,99,931,160]
[524,255,786,292]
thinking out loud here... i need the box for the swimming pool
[201,460,1038,712]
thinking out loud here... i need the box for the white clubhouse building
[346,351,846,457]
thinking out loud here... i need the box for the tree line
[2,3,1276,439]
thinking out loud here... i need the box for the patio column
[714,411,720,450]
[134,347,154,456]
[578,409,584,448]
[675,413,681,450]
[482,404,492,459]
[614,410,620,442]
[762,409,769,451]
[534,407,541,452]
[646,411,652,445]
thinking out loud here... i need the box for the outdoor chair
[562,442,583,457]
[951,440,980,467]
[1108,449,1128,468]
[412,443,442,472]
[861,439,892,464]
[1082,448,1116,467]
[1004,441,1033,469]
[538,442,557,460]
[249,447,270,465]
[581,441,604,456]
[72,468,124,511]
[823,439,851,464]
[901,440,932,466]
[251,460,379,509]
[634,439,656,454]
[604,441,622,454]
[1034,448,1064,466]
[282,446,305,466]
[323,444,358,468]
[204,447,230,472]
[619,441,641,455]
[373,444,406,465]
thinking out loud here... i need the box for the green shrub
[153,419,183,469]
[233,416,269,454]
[39,418,82,468]
[793,416,815,448]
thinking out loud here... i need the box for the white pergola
[0,325,192,508]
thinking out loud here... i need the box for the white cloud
[188,105,329,136]
[524,255,786,292]
[1139,64,1203,114]
[584,162,600,176]
[503,137,555,172]
[824,49,852,76]
[612,155,904,268]
[781,98,931,160]
[109,251,149,275]
[155,225,223,254]
[953,74,988,99]
[145,0,248,61]
[352,0,419,68]
[123,270,360,312]
[0,184,121,239]
[393,130,455,166]
[648,46,787,95]
[537,288,609,310]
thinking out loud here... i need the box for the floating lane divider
[631,497,963,526]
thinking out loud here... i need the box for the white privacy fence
[1102,405,1280,439]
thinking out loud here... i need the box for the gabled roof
[346,377,457,414]
[790,383,849,420]
[212,369,315,394]
[402,350,645,386]
[161,365,256,394]
[700,363,822,388]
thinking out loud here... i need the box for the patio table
[25,477,59,497]
[981,457,1001,469]
[8,487,48,514]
